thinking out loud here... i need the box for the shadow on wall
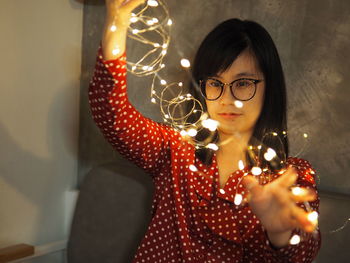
[0,81,78,246]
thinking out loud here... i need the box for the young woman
[88,0,321,262]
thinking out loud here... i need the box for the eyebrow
[213,72,259,78]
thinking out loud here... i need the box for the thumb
[242,176,263,197]
[123,0,146,11]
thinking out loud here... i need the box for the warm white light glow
[202,119,218,132]
[189,165,198,172]
[219,189,226,194]
[291,187,303,196]
[112,48,120,55]
[167,19,173,26]
[132,29,139,34]
[151,98,156,103]
[251,167,262,176]
[161,50,167,55]
[206,143,219,151]
[110,25,117,32]
[272,132,278,136]
[130,17,138,23]
[178,82,183,87]
[147,0,159,7]
[180,59,191,68]
[289,234,301,245]
[303,133,308,138]
[187,128,198,137]
[160,79,167,85]
[234,194,243,205]
[238,160,245,170]
[180,130,187,136]
[234,100,243,108]
[307,211,319,224]
[264,148,277,161]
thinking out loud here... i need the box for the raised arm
[89,0,182,177]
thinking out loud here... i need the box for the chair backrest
[67,162,153,263]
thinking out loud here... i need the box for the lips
[217,112,242,119]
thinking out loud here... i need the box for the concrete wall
[0,0,83,262]
[76,0,350,262]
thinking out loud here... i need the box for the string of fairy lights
[106,0,348,245]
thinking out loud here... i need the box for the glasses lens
[232,79,256,101]
[204,79,222,100]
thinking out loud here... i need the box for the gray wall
[78,0,350,262]
[0,0,83,262]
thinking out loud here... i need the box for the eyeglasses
[199,77,263,101]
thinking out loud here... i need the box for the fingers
[290,187,317,203]
[291,205,318,233]
[123,0,146,11]
[242,176,263,198]
[274,166,298,188]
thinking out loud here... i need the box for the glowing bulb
[110,25,117,32]
[180,58,191,68]
[132,66,137,71]
[251,167,262,176]
[142,66,148,70]
[189,164,198,172]
[161,64,165,68]
[307,211,318,224]
[219,189,226,194]
[132,29,139,34]
[160,79,167,85]
[178,82,183,87]
[112,48,120,55]
[289,234,301,245]
[164,114,169,118]
[152,18,159,23]
[130,17,138,23]
[187,128,197,137]
[234,194,243,205]
[180,130,187,136]
[179,96,184,100]
[202,119,218,131]
[234,100,243,108]
[264,148,277,161]
[162,43,168,49]
[153,43,160,47]
[151,98,156,103]
[303,133,308,138]
[272,132,278,136]
[257,145,262,150]
[238,160,245,170]
[167,19,173,26]
[147,20,155,25]
[282,131,287,135]
[148,0,159,7]
[206,143,219,151]
[161,50,167,55]
[291,187,303,196]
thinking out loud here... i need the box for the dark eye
[235,80,253,88]
[207,79,221,88]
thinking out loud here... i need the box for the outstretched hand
[242,166,317,241]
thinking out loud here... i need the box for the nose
[219,84,235,105]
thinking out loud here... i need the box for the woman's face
[205,50,265,139]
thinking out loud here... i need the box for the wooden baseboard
[0,244,35,263]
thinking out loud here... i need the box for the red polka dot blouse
[88,44,321,263]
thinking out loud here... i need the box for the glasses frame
[199,77,263,101]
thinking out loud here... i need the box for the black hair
[188,18,288,171]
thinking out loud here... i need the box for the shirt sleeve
[88,42,180,177]
[259,158,321,262]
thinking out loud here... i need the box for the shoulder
[286,157,317,186]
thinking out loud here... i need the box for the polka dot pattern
[88,43,321,262]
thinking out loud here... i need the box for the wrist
[266,230,292,248]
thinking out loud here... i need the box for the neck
[217,130,252,162]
